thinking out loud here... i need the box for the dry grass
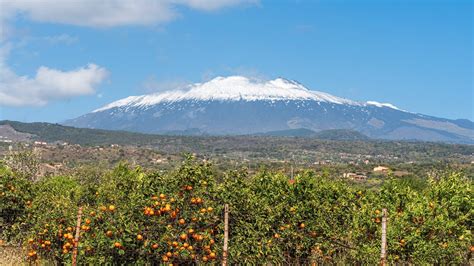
[0,245,25,266]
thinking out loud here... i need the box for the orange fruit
[162,255,169,262]
[85,218,91,225]
[299,223,305,229]
[180,234,187,240]
[207,207,213,212]
[152,243,159,249]
[209,252,216,259]
[178,219,185,225]
[114,242,121,248]
[183,243,189,248]
[159,193,166,199]
[106,231,113,237]
[108,205,116,212]
[137,234,143,241]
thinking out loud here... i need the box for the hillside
[0,120,158,145]
[1,120,473,166]
[255,128,370,140]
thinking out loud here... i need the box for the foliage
[3,148,39,181]
[0,167,33,243]
[0,158,472,264]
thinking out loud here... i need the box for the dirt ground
[0,246,25,265]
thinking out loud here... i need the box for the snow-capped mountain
[64,76,474,143]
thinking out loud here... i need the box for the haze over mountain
[64,76,474,144]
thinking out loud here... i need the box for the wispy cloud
[141,75,190,93]
[42,34,78,45]
[1,0,258,28]
[225,66,269,81]
[294,24,314,34]
[0,0,258,106]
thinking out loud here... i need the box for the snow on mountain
[94,76,360,112]
[366,101,401,110]
[66,76,474,144]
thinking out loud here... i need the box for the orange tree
[0,165,33,244]
[24,158,225,264]
[23,175,82,263]
[216,169,383,264]
[380,172,473,264]
[9,157,473,264]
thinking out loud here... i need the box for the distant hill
[0,120,370,144]
[313,129,370,141]
[255,128,369,140]
[254,128,317,137]
[0,120,160,146]
[0,124,35,142]
[1,120,473,164]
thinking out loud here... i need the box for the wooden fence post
[222,204,229,266]
[380,208,387,265]
[72,206,83,266]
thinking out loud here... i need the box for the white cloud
[0,45,108,106]
[1,0,258,28]
[0,0,257,106]
[173,0,258,11]
[43,34,78,45]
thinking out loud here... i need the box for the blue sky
[0,0,472,122]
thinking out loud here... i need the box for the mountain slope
[64,76,474,144]
[254,128,370,140]
[0,120,160,145]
